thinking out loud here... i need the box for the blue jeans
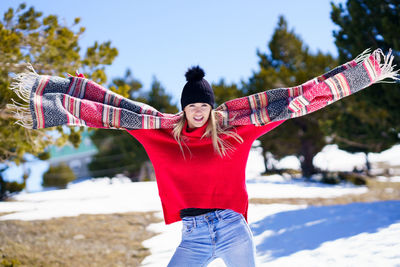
[167,209,256,267]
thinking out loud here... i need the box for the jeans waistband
[181,209,239,227]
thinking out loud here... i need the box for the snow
[313,144,366,172]
[369,145,400,166]
[1,146,400,266]
[251,201,400,266]
[377,176,400,183]
[246,176,368,198]
[0,178,162,221]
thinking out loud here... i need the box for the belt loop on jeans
[215,210,222,221]
[193,216,197,228]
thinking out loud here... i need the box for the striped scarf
[7,49,399,130]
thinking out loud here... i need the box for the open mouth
[194,116,204,122]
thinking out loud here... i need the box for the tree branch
[332,134,371,149]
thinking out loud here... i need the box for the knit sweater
[127,120,285,224]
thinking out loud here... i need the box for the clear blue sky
[1,0,346,107]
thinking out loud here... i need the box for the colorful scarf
[7,49,399,130]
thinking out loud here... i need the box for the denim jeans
[167,209,256,267]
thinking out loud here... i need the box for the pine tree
[212,78,244,106]
[244,16,337,177]
[42,163,76,189]
[0,4,117,198]
[0,4,118,162]
[327,0,400,172]
[144,76,179,114]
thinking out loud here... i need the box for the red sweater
[126,120,285,224]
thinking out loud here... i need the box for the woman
[127,66,284,266]
[8,48,399,266]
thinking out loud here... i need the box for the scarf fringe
[372,48,400,84]
[354,48,372,64]
[352,48,399,84]
[6,64,38,129]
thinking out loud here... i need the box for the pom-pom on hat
[180,66,215,110]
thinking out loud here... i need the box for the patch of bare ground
[0,211,162,267]
[250,178,400,206]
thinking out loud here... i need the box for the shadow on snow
[251,200,400,260]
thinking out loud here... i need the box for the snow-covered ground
[0,145,400,266]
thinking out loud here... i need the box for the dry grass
[250,178,400,206]
[0,212,162,267]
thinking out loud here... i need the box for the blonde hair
[172,110,243,158]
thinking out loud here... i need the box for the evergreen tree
[0,4,118,161]
[42,163,76,189]
[244,16,337,177]
[212,78,244,106]
[0,4,117,196]
[144,76,178,114]
[328,0,400,171]
[0,166,27,200]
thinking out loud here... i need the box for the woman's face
[184,103,212,128]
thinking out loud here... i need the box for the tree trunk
[365,152,371,176]
[300,139,316,179]
[0,166,8,201]
[262,151,270,174]
[0,176,5,201]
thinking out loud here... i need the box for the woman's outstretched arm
[7,67,181,130]
[216,49,399,127]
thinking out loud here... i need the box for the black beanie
[180,66,215,110]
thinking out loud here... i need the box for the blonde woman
[127,66,284,266]
[8,49,399,266]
